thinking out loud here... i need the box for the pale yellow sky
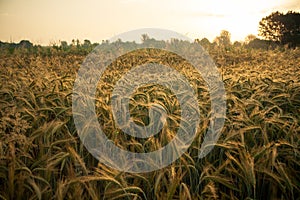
[0,0,299,45]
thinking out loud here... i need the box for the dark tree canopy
[259,11,300,46]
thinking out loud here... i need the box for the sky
[0,0,299,45]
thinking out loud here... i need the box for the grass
[0,44,299,199]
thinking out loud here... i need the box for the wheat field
[0,45,299,199]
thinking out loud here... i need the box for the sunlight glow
[0,0,298,44]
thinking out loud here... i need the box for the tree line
[0,10,299,55]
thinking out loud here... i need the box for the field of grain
[0,45,299,199]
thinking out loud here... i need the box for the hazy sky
[0,0,299,45]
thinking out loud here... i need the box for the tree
[233,41,242,47]
[83,39,91,48]
[195,37,211,48]
[76,39,80,48]
[214,30,231,48]
[101,40,110,45]
[18,40,33,48]
[259,11,300,46]
[244,34,257,44]
[60,41,68,50]
[141,34,150,43]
